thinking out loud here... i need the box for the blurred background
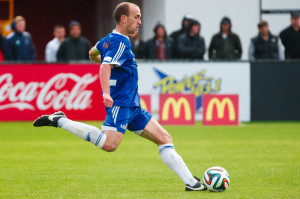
[0,0,299,122]
[0,0,299,60]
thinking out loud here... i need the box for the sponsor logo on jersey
[104,56,112,62]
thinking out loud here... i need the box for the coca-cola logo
[0,73,98,111]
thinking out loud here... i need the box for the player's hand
[103,93,113,107]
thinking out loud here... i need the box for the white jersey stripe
[112,42,123,63]
[112,42,125,63]
[112,42,123,62]
[114,43,125,63]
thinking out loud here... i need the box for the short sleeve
[93,41,101,55]
[102,40,128,66]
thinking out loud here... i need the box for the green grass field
[0,121,299,199]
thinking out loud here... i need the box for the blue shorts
[102,106,152,134]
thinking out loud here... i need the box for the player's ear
[121,15,127,23]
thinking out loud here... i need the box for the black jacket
[177,33,205,59]
[209,32,242,60]
[170,17,192,58]
[57,37,91,61]
[279,25,300,59]
[130,39,147,59]
[251,32,280,59]
[146,37,174,59]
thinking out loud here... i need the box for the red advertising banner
[140,94,151,113]
[0,64,106,121]
[159,94,195,125]
[202,94,239,125]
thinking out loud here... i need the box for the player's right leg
[141,118,206,191]
[128,108,206,191]
[33,111,123,152]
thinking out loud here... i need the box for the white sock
[159,144,198,186]
[58,118,107,149]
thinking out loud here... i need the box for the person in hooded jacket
[170,14,193,58]
[146,23,174,60]
[208,17,242,60]
[177,19,205,59]
[4,16,36,61]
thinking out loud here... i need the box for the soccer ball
[203,166,230,192]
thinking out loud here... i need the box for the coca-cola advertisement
[0,64,106,121]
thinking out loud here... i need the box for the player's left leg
[33,111,110,150]
[128,108,206,191]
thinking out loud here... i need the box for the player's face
[126,6,141,35]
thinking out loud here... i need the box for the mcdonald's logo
[140,95,151,113]
[202,94,239,125]
[159,94,195,125]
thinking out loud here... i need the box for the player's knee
[158,131,172,145]
[102,143,119,152]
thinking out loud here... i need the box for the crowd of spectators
[0,12,299,62]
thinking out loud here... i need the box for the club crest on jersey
[103,42,109,48]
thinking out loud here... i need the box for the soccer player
[33,2,206,191]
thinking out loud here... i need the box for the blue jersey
[95,30,140,107]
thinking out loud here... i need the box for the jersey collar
[112,29,129,40]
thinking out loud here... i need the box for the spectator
[249,20,284,60]
[57,20,91,61]
[45,25,66,62]
[170,14,193,58]
[177,19,205,59]
[3,16,36,61]
[0,23,5,61]
[209,17,242,60]
[279,11,300,59]
[129,31,146,59]
[146,23,174,60]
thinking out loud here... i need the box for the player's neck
[115,26,128,37]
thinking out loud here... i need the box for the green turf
[0,121,299,199]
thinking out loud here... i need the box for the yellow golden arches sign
[139,95,151,113]
[162,97,192,121]
[159,94,195,125]
[140,98,148,112]
[206,97,235,121]
[202,94,239,126]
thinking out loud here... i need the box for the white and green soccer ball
[203,166,230,192]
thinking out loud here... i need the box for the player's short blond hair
[113,2,139,24]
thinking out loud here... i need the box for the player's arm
[100,63,114,107]
[89,47,101,63]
